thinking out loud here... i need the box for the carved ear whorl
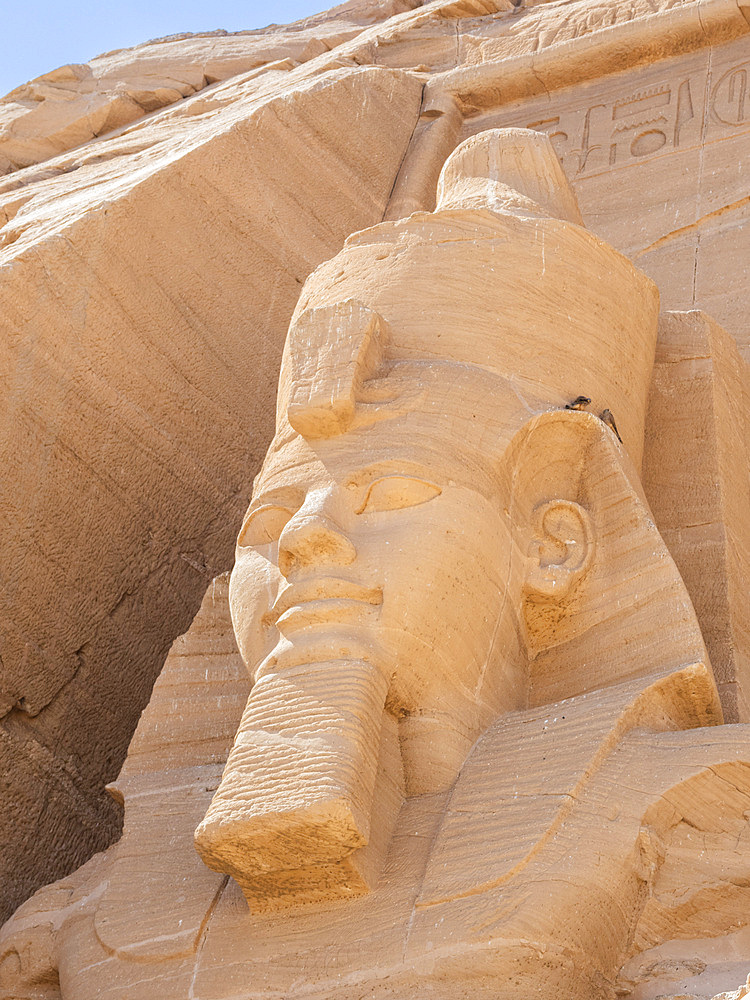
[523,499,595,601]
[503,411,607,658]
[508,409,704,674]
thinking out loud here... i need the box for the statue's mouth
[275,598,382,633]
[265,578,383,633]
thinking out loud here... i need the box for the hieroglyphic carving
[519,54,750,178]
[711,59,750,126]
[526,78,700,176]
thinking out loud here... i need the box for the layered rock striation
[2,0,750,936]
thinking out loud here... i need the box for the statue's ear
[510,410,708,698]
[523,499,595,601]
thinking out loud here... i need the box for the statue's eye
[237,505,294,547]
[358,476,441,514]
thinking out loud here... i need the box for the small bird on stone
[565,395,592,411]
[600,408,622,442]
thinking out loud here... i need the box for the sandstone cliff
[2,0,750,927]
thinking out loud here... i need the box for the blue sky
[2,0,327,98]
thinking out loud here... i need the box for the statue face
[230,364,520,727]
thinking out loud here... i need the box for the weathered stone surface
[643,311,750,721]
[95,572,248,962]
[2,0,750,985]
[3,126,750,1000]
[0,58,423,921]
[5,569,749,999]
[0,572,248,994]
[0,0,421,173]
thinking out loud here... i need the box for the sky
[1,0,327,98]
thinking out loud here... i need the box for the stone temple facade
[2,2,750,998]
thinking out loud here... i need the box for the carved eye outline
[237,504,296,548]
[357,475,442,514]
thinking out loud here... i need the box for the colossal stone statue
[193,125,719,907]
[2,128,750,1000]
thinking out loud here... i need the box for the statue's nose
[277,506,356,576]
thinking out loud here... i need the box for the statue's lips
[267,579,383,632]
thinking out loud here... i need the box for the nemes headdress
[278,128,659,469]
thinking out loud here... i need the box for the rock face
[0,37,423,922]
[2,1,750,994]
[3,123,750,1000]
[0,0,421,173]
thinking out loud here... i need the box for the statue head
[195,129,716,909]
